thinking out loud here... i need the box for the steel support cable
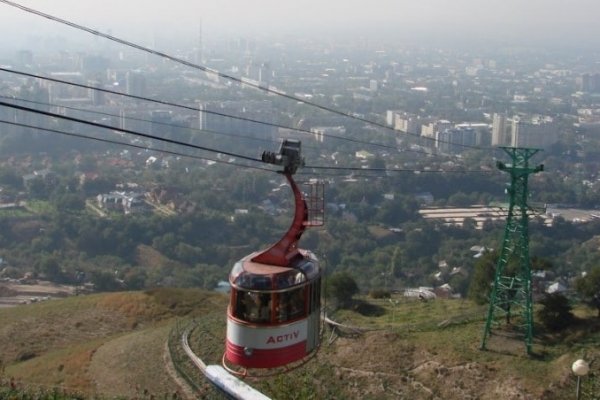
[0,67,287,134]
[0,67,432,156]
[0,115,491,177]
[0,119,275,173]
[0,102,494,177]
[0,94,295,148]
[0,100,264,164]
[0,0,490,153]
[303,165,496,174]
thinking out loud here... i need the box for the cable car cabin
[224,139,324,373]
[225,250,321,369]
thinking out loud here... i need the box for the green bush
[326,272,359,308]
[537,293,574,331]
[369,289,391,299]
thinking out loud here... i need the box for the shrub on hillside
[326,272,359,309]
[369,289,391,299]
[537,293,574,331]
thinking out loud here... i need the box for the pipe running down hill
[180,328,271,400]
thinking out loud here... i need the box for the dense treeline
[2,131,600,295]
[4,183,599,297]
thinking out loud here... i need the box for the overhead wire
[0,0,491,153]
[0,67,433,157]
[0,94,301,149]
[0,119,276,173]
[0,1,501,178]
[0,100,495,177]
[0,113,494,177]
[0,100,265,164]
[303,165,496,174]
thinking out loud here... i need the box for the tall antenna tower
[480,147,543,355]
[195,19,203,64]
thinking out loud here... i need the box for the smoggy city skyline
[0,0,598,50]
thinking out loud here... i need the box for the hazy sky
[0,0,598,48]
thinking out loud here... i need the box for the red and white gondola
[223,140,323,374]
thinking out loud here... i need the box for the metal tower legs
[481,147,543,355]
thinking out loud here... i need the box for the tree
[54,193,85,212]
[576,267,600,318]
[122,268,147,290]
[537,293,574,331]
[90,270,121,292]
[26,177,49,199]
[326,272,359,308]
[468,251,496,304]
[0,168,22,188]
[81,176,116,196]
[34,255,64,282]
[375,196,419,226]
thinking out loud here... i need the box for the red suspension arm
[251,173,307,267]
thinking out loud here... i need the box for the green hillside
[2,290,599,399]
[187,295,600,399]
[0,288,228,398]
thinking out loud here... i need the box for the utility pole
[481,147,543,355]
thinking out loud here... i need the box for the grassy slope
[190,296,600,399]
[88,324,179,398]
[3,290,599,399]
[0,288,228,396]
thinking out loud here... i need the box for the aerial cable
[1,117,483,177]
[0,104,495,177]
[0,101,491,176]
[0,67,432,157]
[0,67,284,132]
[303,165,496,174]
[0,119,275,173]
[0,94,296,148]
[0,100,264,164]
[0,0,489,152]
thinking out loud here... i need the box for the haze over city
[0,0,599,49]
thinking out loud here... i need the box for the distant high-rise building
[47,72,87,103]
[577,73,600,93]
[386,111,421,133]
[421,120,452,138]
[436,127,476,153]
[126,71,147,97]
[510,116,559,149]
[492,113,508,146]
[386,110,399,126]
[258,62,272,85]
[194,20,203,64]
[310,126,346,143]
[88,81,106,106]
[369,80,378,92]
[455,123,491,147]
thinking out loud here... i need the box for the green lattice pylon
[480,147,543,355]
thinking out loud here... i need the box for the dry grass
[135,244,170,269]
[88,324,181,398]
[5,338,107,395]
[4,289,597,399]
[184,297,600,399]
[0,288,227,396]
